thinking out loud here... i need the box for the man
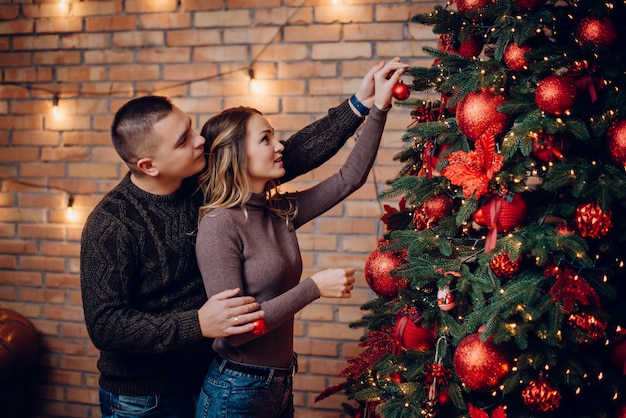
[80,61,386,417]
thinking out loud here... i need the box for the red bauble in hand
[453,332,510,392]
[576,16,617,48]
[607,119,626,166]
[364,245,407,297]
[392,81,410,101]
[535,75,577,115]
[457,89,513,141]
[252,319,267,335]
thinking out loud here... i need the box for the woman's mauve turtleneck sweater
[195,105,388,368]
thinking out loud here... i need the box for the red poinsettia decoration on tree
[441,129,504,199]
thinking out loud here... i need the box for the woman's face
[245,113,285,193]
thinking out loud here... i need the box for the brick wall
[0,1,438,416]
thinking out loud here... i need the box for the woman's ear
[136,157,159,177]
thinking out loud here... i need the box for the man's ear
[136,157,159,177]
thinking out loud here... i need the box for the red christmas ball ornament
[392,81,410,101]
[457,89,514,142]
[531,131,565,162]
[504,42,531,71]
[473,193,528,233]
[574,201,612,238]
[413,194,453,230]
[456,0,492,16]
[252,318,267,335]
[535,75,577,115]
[453,332,510,392]
[364,245,408,297]
[521,376,562,413]
[393,312,436,352]
[513,0,547,9]
[576,16,617,48]
[489,252,522,280]
[423,194,453,223]
[617,404,626,418]
[607,119,626,166]
[439,33,484,58]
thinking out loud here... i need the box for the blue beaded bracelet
[349,94,369,116]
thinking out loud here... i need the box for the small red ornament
[456,0,492,16]
[473,193,528,233]
[531,131,566,162]
[535,75,577,115]
[503,42,531,71]
[453,332,510,392]
[574,201,612,238]
[393,312,436,353]
[607,119,626,166]
[457,89,514,142]
[439,33,484,58]
[617,404,626,418]
[252,318,267,335]
[392,81,410,101]
[414,194,454,230]
[576,16,617,48]
[489,252,522,280]
[364,244,408,297]
[513,0,546,9]
[521,376,562,413]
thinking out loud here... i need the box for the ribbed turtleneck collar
[246,192,267,211]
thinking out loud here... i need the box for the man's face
[151,106,206,181]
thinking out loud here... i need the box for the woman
[195,58,408,418]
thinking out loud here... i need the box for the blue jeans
[99,387,196,418]
[195,357,296,418]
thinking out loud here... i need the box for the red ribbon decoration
[393,315,410,356]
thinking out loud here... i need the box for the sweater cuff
[179,310,205,341]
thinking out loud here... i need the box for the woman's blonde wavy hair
[198,106,298,227]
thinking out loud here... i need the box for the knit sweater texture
[79,100,363,396]
[195,105,388,369]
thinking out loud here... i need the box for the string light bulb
[248,67,261,94]
[52,94,61,118]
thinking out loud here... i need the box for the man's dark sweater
[79,101,363,396]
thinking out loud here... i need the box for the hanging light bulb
[66,194,77,222]
[248,67,261,94]
[52,94,61,118]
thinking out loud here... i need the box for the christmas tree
[317,1,626,417]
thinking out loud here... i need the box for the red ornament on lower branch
[393,312,436,353]
[453,332,511,392]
